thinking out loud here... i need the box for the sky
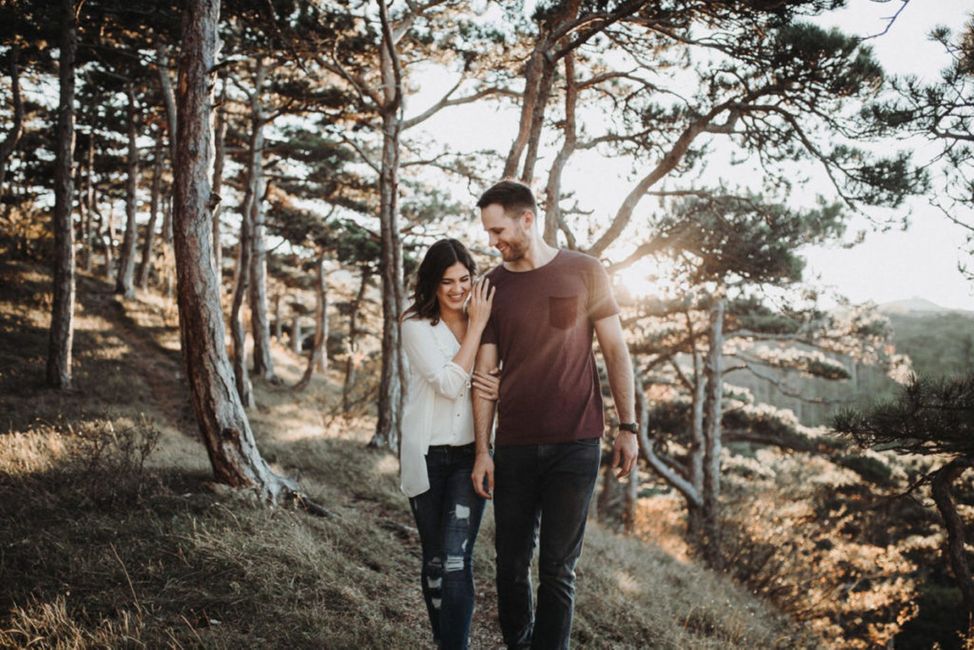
[407,0,974,311]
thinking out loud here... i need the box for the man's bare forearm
[473,393,496,454]
[605,341,636,424]
[472,343,498,454]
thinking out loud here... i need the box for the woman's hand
[466,278,495,332]
[472,367,501,401]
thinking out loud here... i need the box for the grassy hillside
[0,258,808,649]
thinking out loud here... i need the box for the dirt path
[76,273,197,434]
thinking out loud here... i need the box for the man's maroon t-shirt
[482,249,620,446]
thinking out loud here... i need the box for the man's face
[480,204,530,262]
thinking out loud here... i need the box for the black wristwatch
[617,422,638,434]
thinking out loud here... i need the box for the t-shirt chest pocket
[548,295,579,330]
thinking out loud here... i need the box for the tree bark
[138,140,162,289]
[0,43,24,202]
[291,315,302,353]
[46,0,77,389]
[370,3,405,451]
[624,461,639,535]
[115,82,139,299]
[931,459,974,618]
[105,198,116,281]
[343,269,370,413]
[230,204,253,408]
[172,0,296,502]
[82,134,95,272]
[520,57,556,184]
[211,70,228,284]
[157,39,177,244]
[246,59,275,382]
[543,54,576,245]
[700,295,725,568]
[273,293,283,341]
[503,48,544,178]
[295,255,328,390]
[157,39,177,300]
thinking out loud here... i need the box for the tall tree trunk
[503,48,544,178]
[211,70,228,284]
[273,293,282,341]
[157,39,177,300]
[46,0,77,389]
[687,349,707,541]
[291,315,302,353]
[519,58,555,184]
[0,43,24,202]
[230,207,253,408]
[115,82,139,299]
[104,197,116,281]
[172,0,294,501]
[931,459,974,618]
[74,152,88,270]
[138,140,162,289]
[246,59,275,382]
[543,53,576,245]
[700,295,725,569]
[370,7,405,451]
[82,134,95,272]
[343,269,370,414]
[624,461,639,535]
[295,255,328,391]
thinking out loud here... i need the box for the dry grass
[0,258,809,649]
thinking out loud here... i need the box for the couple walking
[399,180,639,650]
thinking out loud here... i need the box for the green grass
[0,258,809,649]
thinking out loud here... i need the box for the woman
[400,238,497,650]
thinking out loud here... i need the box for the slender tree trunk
[931,459,974,618]
[230,209,253,408]
[246,59,275,381]
[700,295,725,568]
[624,461,639,535]
[371,13,405,450]
[46,0,77,389]
[172,0,296,501]
[157,39,177,300]
[74,153,88,270]
[295,255,328,390]
[211,70,228,283]
[82,134,95,272]
[138,141,162,289]
[115,82,139,299]
[519,58,555,184]
[291,315,302,353]
[543,53,575,245]
[273,293,282,341]
[503,48,544,178]
[343,269,370,414]
[687,349,707,541]
[104,198,116,281]
[0,43,24,202]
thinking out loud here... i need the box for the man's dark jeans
[493,438,601,650]
[409,443,486,650]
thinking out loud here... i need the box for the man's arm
[594,313,639,478]
[471,342,498,499]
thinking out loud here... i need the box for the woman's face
[436,262,473,314]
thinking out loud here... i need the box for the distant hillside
[887,310,974,380]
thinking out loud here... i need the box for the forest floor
[0,257,813,649]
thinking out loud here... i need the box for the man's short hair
[476,180,537,217]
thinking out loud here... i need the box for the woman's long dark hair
[403,239,477,325]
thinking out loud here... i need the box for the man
[470,180,639,649]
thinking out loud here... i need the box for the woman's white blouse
[399,316,475,497]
